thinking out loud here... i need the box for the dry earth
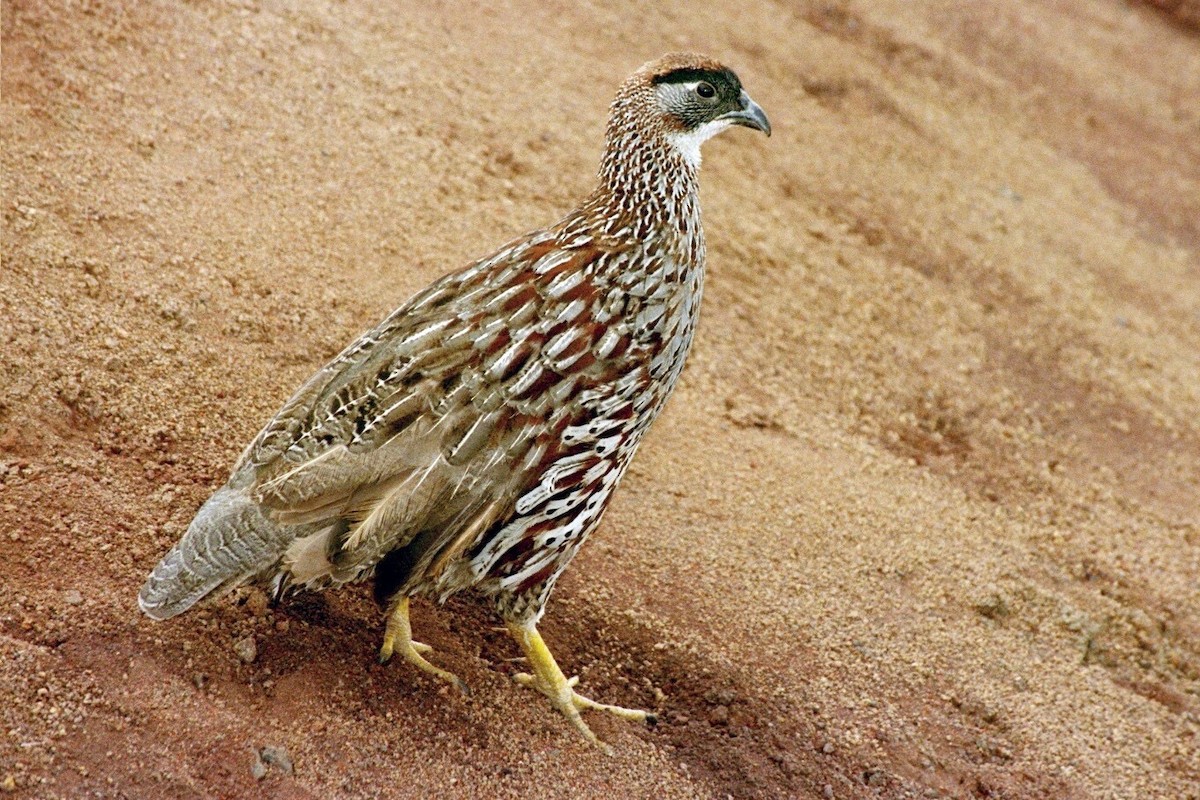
[2,1,1199,798]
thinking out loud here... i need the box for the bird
[139,52,770,750]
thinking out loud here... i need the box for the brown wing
[231,230,615,583]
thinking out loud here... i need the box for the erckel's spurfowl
[139,52,770,750]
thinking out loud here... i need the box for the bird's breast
[614,250,704,383]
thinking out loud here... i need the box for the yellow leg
[507,620,656,753]
[379,597,469,695]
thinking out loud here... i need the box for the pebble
[245,589,269,617]
[823,785,834,799]
[705,688,736,706]
[260,745,293,775]
[821,741,835,754]
[233,636,257,664]
[63,590,83,606]
[249,750,267,781]
[973,591,1009,620]
[864,769,887,787]
[708,705,729,726]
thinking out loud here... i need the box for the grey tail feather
[138,486,314,621]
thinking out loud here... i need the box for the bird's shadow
[223,583,822,797]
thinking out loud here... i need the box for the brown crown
[636,52,729,82]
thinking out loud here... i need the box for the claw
[507,621,656,752]
[380,597,470,695]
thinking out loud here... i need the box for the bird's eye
[696,82,716,99]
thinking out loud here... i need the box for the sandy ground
[3,0,1199,798]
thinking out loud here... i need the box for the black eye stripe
[651,67,741,96]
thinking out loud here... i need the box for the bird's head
[614,53,771,169]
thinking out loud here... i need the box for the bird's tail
[138,485,308,620]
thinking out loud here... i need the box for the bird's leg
[379,597,469,695]
[506,620,656,753]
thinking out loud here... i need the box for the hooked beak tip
[724,92,771,137]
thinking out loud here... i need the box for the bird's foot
[379,597,469,695]
[378,633,436,661]
[507,621,656,754]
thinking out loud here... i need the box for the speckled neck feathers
[582,72,705,267]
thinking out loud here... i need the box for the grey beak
[722,91,771,136]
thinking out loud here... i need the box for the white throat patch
[666,118,735,169]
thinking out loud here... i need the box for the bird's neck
[583,124,704,265]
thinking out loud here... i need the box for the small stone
[821,741,835,754]
[822,785,834,800]
[245,589,269,617]
[708,705,729,726]
[191,672,208,690]
[704,688,736,706]
[2,774,16,793]
[250,750,267,780]
[63,590,83,606]
[234,636,257,664]
[864,768,887,787]
[260,745,293,775]
[973,591,1009,620]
